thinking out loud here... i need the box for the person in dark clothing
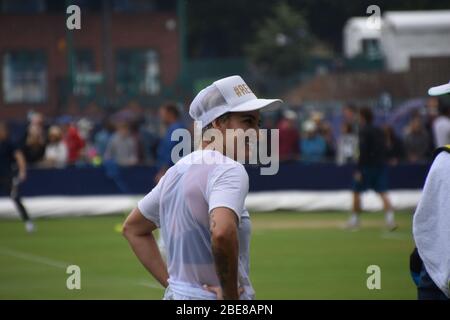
[0,122,35,233]
[21,124,46,165]
[346,107,397,231]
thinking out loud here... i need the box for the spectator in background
[301,120,326,163]
[336,123,358,165]
[28,112,45,132]
[104,121,138,166]
[310,111,335,160]
[320,122,336,161]
[21,124,46,166]
[342,104,357,132]
[155,103,185,183]
[383,125,404,165]
[277,110,300,162]
[94,117,114,160]
[432,97,450,147]
[43,126,68,168]
[60,116,85,165]
[403,116,431,163]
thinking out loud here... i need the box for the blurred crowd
[7,96,450,170]
[10,102,185,171]
[273,96,450,165]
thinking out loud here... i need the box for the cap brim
[230,98,283,113]
[428,82,450,96]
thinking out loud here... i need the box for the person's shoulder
[430,148,450,174]
[213,157,248,181]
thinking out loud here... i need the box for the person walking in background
[347,107,397,231]
[0,122,35,233]
[43,126,68,168]
[154,103,185,183]
[277,110,300,162]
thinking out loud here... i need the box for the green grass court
[0,211,416,299]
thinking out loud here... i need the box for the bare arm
[209,207,239,300]
[14,150,27,181]
[122,207,169,288]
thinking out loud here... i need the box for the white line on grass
[0,247,70,269]
[137,280,165,290]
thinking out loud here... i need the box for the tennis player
[123,75,282,300]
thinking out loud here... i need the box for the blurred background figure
[104,121,138,167]
[59,116,85,166]
[155,103,185,183]
[342,104,357,133]
[43,126,68,168]
[301,120,326,163]
[0,122,34,233]
[21,124,46,167]
[277,109,300,162]
[432,97,450,147]
[336,123,358,165]
[403,116,431,163]
[348,107,396,231]
[94,117,114,163]
[383,125,404,165]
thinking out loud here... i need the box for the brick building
[0,0,180,120]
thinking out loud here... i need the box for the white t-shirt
[138,149,255,299]
[44,142,68,168]
[432,116,450,147]
[413,151,450,298]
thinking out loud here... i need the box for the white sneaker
[345,216,360,231]
[385,221,398,232]
[25,221,36,233]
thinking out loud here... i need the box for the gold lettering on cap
[234,84,253,97]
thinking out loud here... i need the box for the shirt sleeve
[137,176,164,227]
[207,164,249,222]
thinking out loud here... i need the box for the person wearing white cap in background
[410,81,450,300]
[122,75,282,300]
[430,81,450,147]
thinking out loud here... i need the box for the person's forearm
[211,231,239,300]
[15,152,27,174]
[125,232,169,288]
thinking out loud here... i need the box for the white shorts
[163,281,255,300]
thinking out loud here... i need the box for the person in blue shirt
[155,103,186,184]
[300,120,327,163]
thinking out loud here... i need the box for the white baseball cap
[189,75,283,128]
[428,81,450,96]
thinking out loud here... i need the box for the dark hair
[359,107,374,124]
[161,103,180,119]
[202,113,230,135]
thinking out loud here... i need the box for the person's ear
[211,119,223,130]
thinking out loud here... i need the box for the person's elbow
[211,224,238,245]
[122,207,156,239]
[121,219,133,240]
